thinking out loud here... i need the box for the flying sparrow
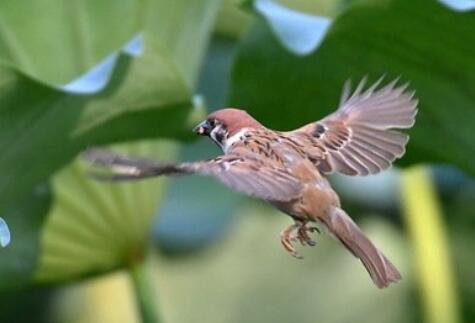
[83,77,417,288]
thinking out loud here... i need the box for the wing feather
[298,77,418,176]
[197,154,303,201]
[82,149,302,202]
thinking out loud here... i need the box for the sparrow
[83,77,417,288]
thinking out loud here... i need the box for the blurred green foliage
[0,0,474,323]
[0,0,217,289]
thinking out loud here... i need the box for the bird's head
[193,108,263,151]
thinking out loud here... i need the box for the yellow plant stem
[400,166,460,323]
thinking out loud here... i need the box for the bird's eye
[208,119,216,127]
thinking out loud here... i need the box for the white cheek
[223,128,248,152]
[210,128,218,142]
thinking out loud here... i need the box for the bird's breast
[272,161,340,220]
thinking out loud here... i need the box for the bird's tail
[324,206,402,288]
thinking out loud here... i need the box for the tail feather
[325,207,401,288]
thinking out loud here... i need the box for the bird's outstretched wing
[82,148,303,202]
[296,77,418,176]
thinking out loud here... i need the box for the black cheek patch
[215,128,226,144]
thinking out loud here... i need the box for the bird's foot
[280,224,303,259]
[280,223,321,258]
[297,224,320,247]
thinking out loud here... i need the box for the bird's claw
[297,224,319,246]
[280,223,320,259]
[280,224,304,259]
[308,226,320,234]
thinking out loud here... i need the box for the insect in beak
[193,120,211,136]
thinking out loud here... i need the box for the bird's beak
[193,120,210,136]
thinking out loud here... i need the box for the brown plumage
[83,78,417,288]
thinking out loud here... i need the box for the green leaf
[229,0,475,175]
[35,141,177,284]
[0,33,194,211]
[0,0,220,288]
[143,0,222,86]
[0,0,222,209]
[215,0,253,38]
[0,184,51,289]
[0,0,221,86]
